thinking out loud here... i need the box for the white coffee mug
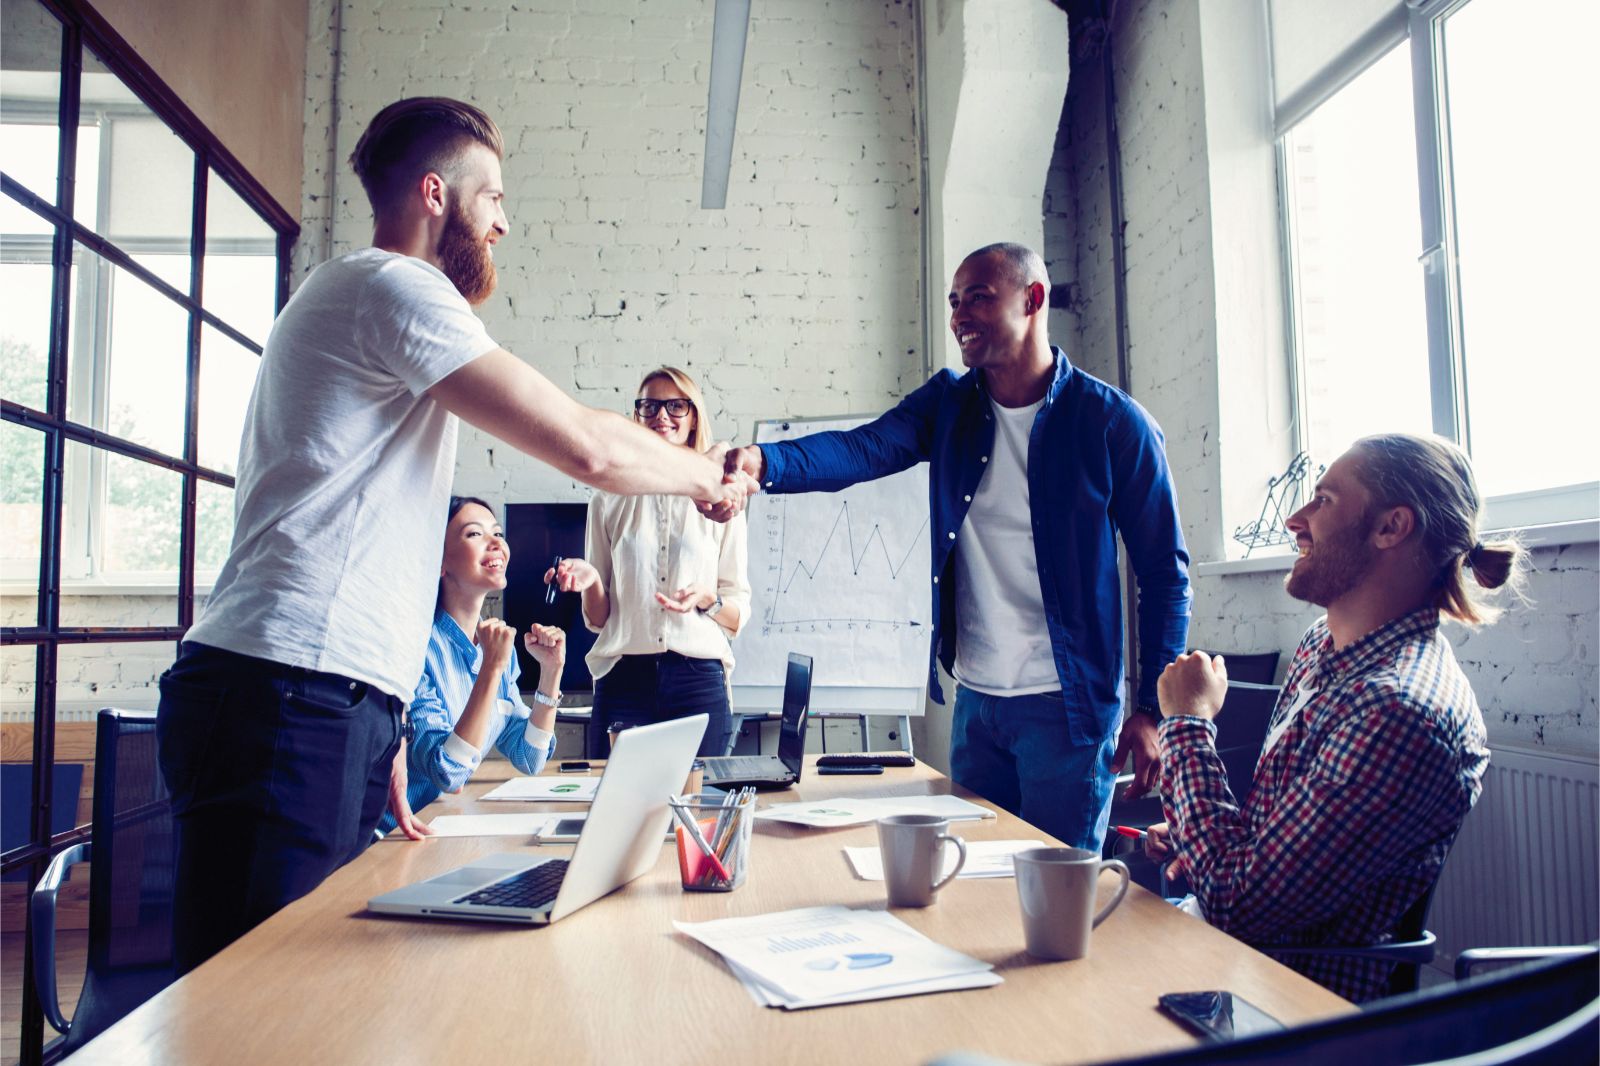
[1013,846,1130,960]
[876,814,968,907]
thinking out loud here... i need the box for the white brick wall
[1048,0,1597,754]
[301,0,925,509]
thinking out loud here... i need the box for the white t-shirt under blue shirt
[187,249,499,698]
[952,394,1061,696]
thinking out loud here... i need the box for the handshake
[696,444,765,523]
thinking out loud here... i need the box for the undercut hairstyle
[636,366,713,453]
[965,242,1051,292]
[349,97,504,216]
[1350,434,1528,626]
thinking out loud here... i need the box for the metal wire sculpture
[1233,451,1325,557]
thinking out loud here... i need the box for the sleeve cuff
[523,721,557,752]
[442,731,484,769]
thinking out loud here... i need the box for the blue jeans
[950,685,1118,851]
[587,652,731,758]
[157,642,402,974]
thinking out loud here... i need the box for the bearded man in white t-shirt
[157,98,756,974]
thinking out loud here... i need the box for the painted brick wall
[1048,0,1597,754]
[299,0,925,510]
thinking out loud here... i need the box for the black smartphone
[1158,992,1284,1042]
[816,764,884,775]
[558,760,591,773]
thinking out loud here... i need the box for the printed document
[479,777,600,803]
[843,839,1047,881]
[753,793,993,829]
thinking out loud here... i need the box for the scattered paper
[753,793,994,829]
[423,813,560,838]
[843,839,1047,881]
[479,776,600,803]
[675,905,999,1009]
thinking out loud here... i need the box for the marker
[1113,825,1148,841]
[545,555,563,605]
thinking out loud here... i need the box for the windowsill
[1196,518,1599,578]
[0,581,217,597]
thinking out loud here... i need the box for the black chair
[1198,651,1280,687]
[1258,870,1441,998]
[929,947,1599,1066]
[30,708,175,1054]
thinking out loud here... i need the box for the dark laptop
[701,653,813,789]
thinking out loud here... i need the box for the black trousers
[587,652,732,758]
[156,641,402,974]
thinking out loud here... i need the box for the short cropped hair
[348,97,504,215]
[965,242,1050,291]
[1350,434,1528,626]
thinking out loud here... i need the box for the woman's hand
[477,618,518,675]
[545,557,601,593]
[655,583,715,614]
[522,624,566,674]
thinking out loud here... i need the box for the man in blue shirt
[724,243,1191,849]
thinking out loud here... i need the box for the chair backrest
[1214,682,1281,804]
[1097,947,1599,1066]
[67,709,175,1052]
[1192,651,1280,687]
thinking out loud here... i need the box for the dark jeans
[156,641,402,974]
[587,652,731,758]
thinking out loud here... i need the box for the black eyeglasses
[634,398,693,418]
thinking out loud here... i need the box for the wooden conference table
[75,758,1350,1065]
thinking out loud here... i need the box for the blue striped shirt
[377,609,557,834]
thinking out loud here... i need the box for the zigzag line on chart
[775,498,929,596]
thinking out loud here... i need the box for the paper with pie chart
[478,776,600,803]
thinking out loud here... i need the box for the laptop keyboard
[453,859,569,909]
[708,755,781,777]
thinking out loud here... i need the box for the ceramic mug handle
[929,834,968,894]
[1093,858,1131,926]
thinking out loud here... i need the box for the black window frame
[1,2,297,1061]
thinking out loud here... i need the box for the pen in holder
[669,789,754,892]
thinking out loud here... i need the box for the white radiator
[1431,743,1599,968]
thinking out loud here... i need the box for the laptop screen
[776,653,813,768]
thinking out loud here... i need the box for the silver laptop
[701,653,812,789]
[367,714,705,924]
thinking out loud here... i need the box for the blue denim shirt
[376,609,556,835]
[760,348,1191,744]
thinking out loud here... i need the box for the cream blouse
[582,490,751,682]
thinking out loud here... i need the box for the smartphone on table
[1158,991,1284,1042]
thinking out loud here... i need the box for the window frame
[1274,0,1598,534]
[0,2,296,1061]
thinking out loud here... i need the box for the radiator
[1431,743,1600,967]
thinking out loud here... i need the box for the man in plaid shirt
[1145,434,1525,1001]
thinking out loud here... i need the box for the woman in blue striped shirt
[381,496,566,838]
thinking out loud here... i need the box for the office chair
[1191,650,1280,686]
[31,708,176,1054]
[1257,873,1441,999]
[927,946,1599,1066]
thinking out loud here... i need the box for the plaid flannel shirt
[1158,607,1489,1001]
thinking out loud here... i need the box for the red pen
[1112,825,1148,841]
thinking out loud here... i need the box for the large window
[1,0,292,1060]
[1279,0,1598,529]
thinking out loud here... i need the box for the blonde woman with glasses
[545,368,751,757]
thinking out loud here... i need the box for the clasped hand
[696,443,764,523]
[1156,651,1229,719]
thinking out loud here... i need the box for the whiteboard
[731,415,932,715]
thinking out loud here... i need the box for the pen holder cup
[670,792,754,893]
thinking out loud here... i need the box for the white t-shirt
[952,395,1060,696]
[187,249,498,697]
[582,490,752,681]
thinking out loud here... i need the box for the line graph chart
[765,497,928,627]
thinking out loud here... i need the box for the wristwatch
[531,688,562,708]
[698,593,724,617]
[1134,702,1161,721]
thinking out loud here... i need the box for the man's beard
[1285,509,1378,607]
[438,201,497,306]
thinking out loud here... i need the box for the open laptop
[367,713,705,925]
[700,652,812,789]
